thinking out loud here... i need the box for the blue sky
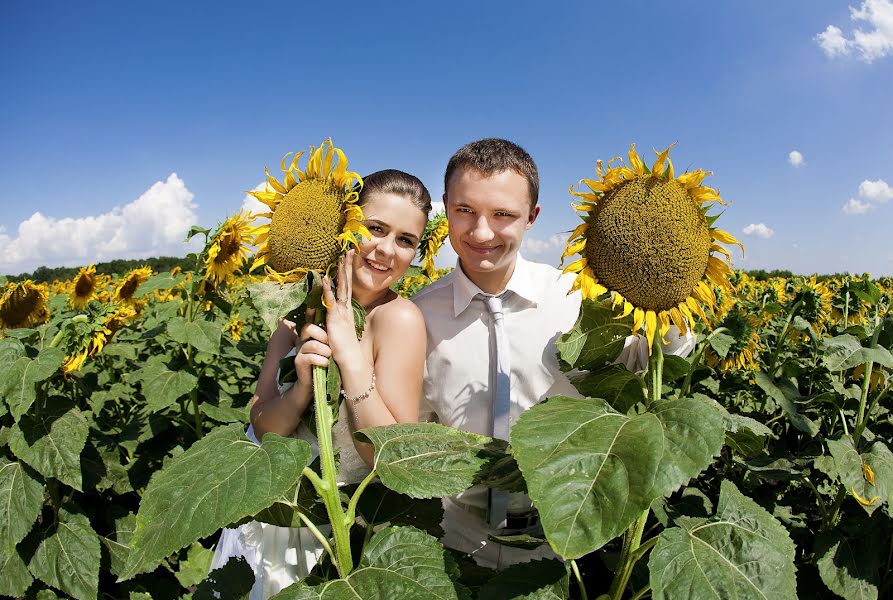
[2,0,892,276]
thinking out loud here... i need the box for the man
[412,138,581,568]
[412,138,692,569]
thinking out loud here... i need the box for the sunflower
[226,312,245,342]
[419,213,450,278]
[248,139,368,282]
[705,303,762,372]
[0,280,50,329]
[114,266,153,306]
[204,211,261,285]
[562,143,742,351]
[69,264,99,309]
[62,304,136,374]
[791,276,833,336]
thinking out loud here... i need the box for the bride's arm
[339,300,425,467]
[249,319,314,439]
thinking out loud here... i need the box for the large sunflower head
[204,211,261,285]
[0,280,50,330]
[248,139,368,282]
[419,212,450,278]
[562,143,742,351]
[69,264,99,310]
[114,266,153,306]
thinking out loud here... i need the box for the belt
[448,497,540,531]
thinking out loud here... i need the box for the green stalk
[853,317,882,445]
[823,485,848,532]
[767,300,801,376]
[679,326,729,398]
[608,509,649,600]
[628,583,651,600]
[312,360,354,577]
[346,469,379,526]
[650,341,664,405]
[570,559,589,600]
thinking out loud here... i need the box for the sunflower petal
[645,310,657,354]
[628,144,645,175]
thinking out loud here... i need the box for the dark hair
[359,169,432,217]
[444,138,539,208]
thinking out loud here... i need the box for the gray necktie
[484,294,510,529]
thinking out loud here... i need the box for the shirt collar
[452,254,541,317]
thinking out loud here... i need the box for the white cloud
[816,0,893,62]
[858,178,893,202]
[742,223,775,239]
[843,197,872,214]
[522,234,565,256]
[0,173,201,274]
[788,150,804,167]
[430,201,446,216]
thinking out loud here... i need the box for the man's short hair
[444,138,539,208]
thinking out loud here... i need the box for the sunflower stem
[608,509,649,600]
[853,315,882,446]
[650,339,664,405]
[570,559,589,600]
[767,300,801,377]
[311,309,354,578]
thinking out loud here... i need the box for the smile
[465,242,500,254]
[365,258,391,273]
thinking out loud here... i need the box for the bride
[211,169,432,598]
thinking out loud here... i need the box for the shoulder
[372,295,425,331]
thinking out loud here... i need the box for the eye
[399,237,416,247]
[367,225,384,233]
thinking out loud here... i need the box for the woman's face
[352,192,427,294]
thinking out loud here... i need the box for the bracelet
[341,372,376,404]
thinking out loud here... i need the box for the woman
[211,169,431,598]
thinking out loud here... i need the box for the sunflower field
[1,145,892,600]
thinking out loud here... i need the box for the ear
[526,204,541,229]
[442,192,449,210]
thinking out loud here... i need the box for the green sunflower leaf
[8,397,89,492]
[247,281,309,333]
[754,373,819,436]
[166,317,222,355]
[355,422,493,499]
[100,512,136,578]
[825,437,893,517]
[0,347,65,421]
[816,524,883,600]
[135,361,199,413]
[569,366,646,413]
[28,508,101,600]
[134,272,186,298]
[121,424,312,580]
[555,299,632,371]
[477,559,568,600]
[511,394,724,559]
[271,526,465,600]
[174,542,216,588]
[0,546,33,597]
[822,333,893,372]
[0,459,44,553]
[193,556,255,600]
[649,480,797,600]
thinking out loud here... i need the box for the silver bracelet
[341,372,376,404]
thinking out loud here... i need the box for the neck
[460,258,518,295]
[352,286,391,311]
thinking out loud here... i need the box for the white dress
[210,369,370,599]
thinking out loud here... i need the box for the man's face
[444,168,540,293]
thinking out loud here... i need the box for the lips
[465,242,501,255]
[364,258,391,273]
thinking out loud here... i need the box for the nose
[470,215,495,242]
[376,234,396,258]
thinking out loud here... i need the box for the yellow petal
[561,238,586,261]
[669,306,688,335]
[863,463,876,486]
[651,143,676,178]
[582,179,611,193]
[628,144,645,175]
[851,487,879,506]
[645,310,657,354]
[633,307,645,334]
[562,257,587,274]
[264,167,287,194]
[658,311,672,345]
[711,228,744,252]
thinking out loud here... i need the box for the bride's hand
[320,250,364,365]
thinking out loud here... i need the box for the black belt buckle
[504,510,539,531]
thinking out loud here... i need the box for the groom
[412,138,583,569]
[413,138,695,569]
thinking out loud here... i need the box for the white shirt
[412,254,582,438]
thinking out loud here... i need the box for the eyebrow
[365,218,420,243]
